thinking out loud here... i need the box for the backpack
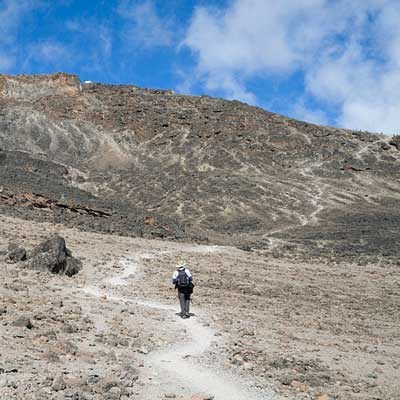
[177,269,189,289]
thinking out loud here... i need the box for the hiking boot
[181,314,188,319]
[185,313,190,318]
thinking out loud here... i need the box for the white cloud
[304,2,400,133]
[0,52,14,70]
[19,40,76,73]
[203,72,257,105]
[65,19,113,72]
[182,0,343,103]
[0,0,33,41]
[118,0,173,48]
[33,41,69,64]
[292,100,329,126]
[183,0,400,133]
[0,2,112,75]
[0,0,40,72]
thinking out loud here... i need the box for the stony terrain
[0,215,399,399]
[0,73,400,400]
[1,73,400,259]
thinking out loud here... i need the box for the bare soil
[0,215,398,399]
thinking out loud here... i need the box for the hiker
[172,263,194,319]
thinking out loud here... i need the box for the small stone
[243,361,254,370]
[42,350,61,363]
[291,380,308,392]
[231,354,244,365]
[7,246,27,263]
[80,354,96,364]
[0,377,8,388]
[64,376,90,392]
[57,340,78,355]
[52,374,67,391]
[41,329,57,340]
[62,323,78,334]
[12,316,33,329]
[138,346,149,354]
[97,375,119,392]
[107,386,122,399]
[118,337,130,347]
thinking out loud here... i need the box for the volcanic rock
[52,374,67,391]
[389,135,400,150]
[28,235,81,276]
[12,316,33,329]
[0,73,399,260]
[6,245,27,263]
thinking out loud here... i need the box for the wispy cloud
[118,0,174,49]
[292,99,329,126]
[182,0,400,133]
[0,0,34,40]
[65,18,114,74]
[23,41,71,69]
[0,54,13,71]
[0,0,42,72]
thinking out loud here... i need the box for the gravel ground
[0,215,399,400]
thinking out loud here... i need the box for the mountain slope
[1,73,400,259]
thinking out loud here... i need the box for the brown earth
[0,215,398,399]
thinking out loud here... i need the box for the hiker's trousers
[178,291,190,315]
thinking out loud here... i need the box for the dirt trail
[82,253,277,400]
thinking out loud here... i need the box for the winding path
[82,254,277,400]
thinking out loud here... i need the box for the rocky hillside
[1,73,400,259]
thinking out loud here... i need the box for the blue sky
[1,0,400,134]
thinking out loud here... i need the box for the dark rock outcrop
[389,135,400,150]
[28,236,81,276]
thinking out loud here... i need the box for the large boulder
[28,235,81,276]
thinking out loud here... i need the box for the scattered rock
[12,316,33,329]
[62,323,78,334]
[52,374,67,391]
[64,376,90,392]
[389,135,400,150]
[56,340,78,355]
[42,350,61,363]
[96,375,120,393]
[138,346,149,354]
[291,380,308,392]
[6,245,26,263]
[380,142,391,150]
[106,386,122,399]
